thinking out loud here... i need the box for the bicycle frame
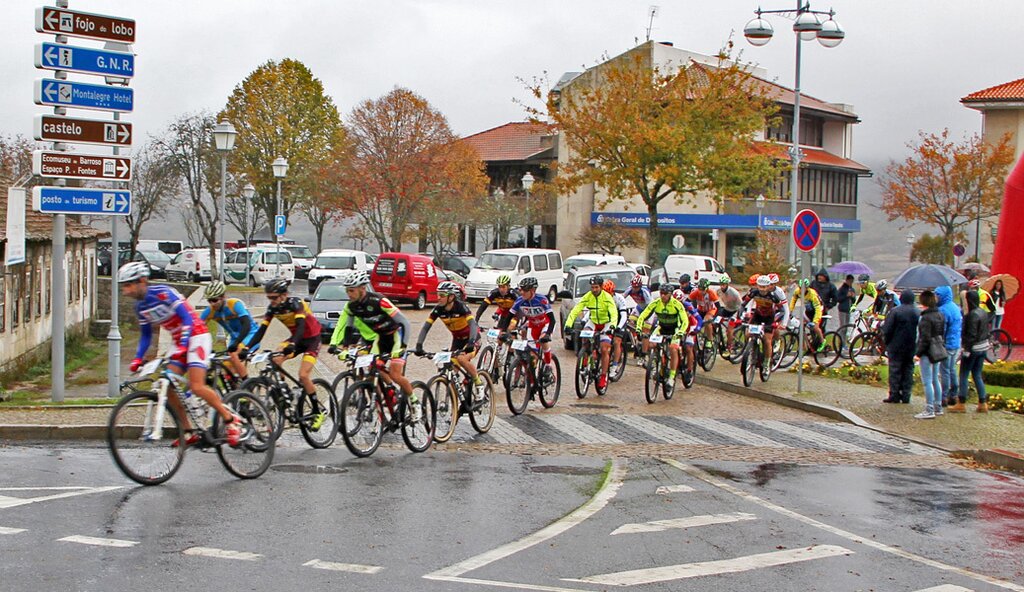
[143,359,212,441]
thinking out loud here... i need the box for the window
[0,274,5,332]
[547,253,561,269]
[517,257,530,274]
[532,254,548,271]
[27,260,34,321]
[396,259,408,277]
[35,263,43,318]
[12,271,21,329]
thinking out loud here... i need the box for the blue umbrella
[892,264,968,289]
[828,260,873,276]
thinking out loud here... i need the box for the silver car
[557,263,637,350]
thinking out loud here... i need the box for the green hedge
[983,362,1024,388]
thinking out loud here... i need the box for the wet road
[1,445,1021,591]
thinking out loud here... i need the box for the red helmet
[748,274,760,286]
[630,275,644,288]
[968,279,981,289]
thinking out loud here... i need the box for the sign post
[792,208,822,396]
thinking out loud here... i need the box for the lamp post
[755,193,766,230]
[242,182,255,281]
[906,232,915,264]
[492,188,506,248]
[521,172,535,248]
[745,2,845,266]
[272,157,289,278]
[213,121,238,281]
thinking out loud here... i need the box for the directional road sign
[792,208,822,252]
[32,187,131,216]
[34,115,132,148]
[274,215,287,237]
[33,151,131,181]
[34,79,133,113]
[35,6,135,43]
[35,42,135,79]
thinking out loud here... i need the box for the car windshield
[564,257,597,272]
[314,284,350,301]
[314,256,355,269]
[475,253,518,270]
[263,251,292,264]
[285,246,314,259]
[573,270,635,297]
[139,251,170,264]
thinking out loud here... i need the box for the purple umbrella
[828,261,873,276]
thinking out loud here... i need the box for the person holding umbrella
[991,279,1007,329]
[837,274,856,328]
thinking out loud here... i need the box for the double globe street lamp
[272,157,289,278]
[213,120,238,281]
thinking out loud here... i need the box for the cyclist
[678,273,694,295]
[742,275,790,372]
[415,281,485,401]
[565,276,619,390]
[686,278,720,346]
[510,276,558,383]
[715,275,744,352]
[245,278,327,426]
[854,274,877,310]
[119,263,244,447]
[960,278,996,316]
[200,280,258,382]
[676,289,702,377]
[603,279,633,377]
[624,274,653,315]
[791,278,825,350]
[636,283,690,389]
[872,279,897,317]
[474,274,519,333]
[327,271,418,415]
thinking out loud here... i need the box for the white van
[165,248,221,283]
[307,249,375,292]
[663,254,728,286]
[465,248,563,302]
[224,247,295,286]
[255,242,315,279]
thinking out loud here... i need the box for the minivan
[255,242,315,279]
[165,248,221,283]
[662,254,728,286]
[371,252,440,309]
[464,248,563,302]
[224,247,295,286]
[307,249,376,293]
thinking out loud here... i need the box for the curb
[951,448,1024,475]
[0,424,107,440]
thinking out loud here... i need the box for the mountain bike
[740,323,772,386]
[504,336,561,415]
[417,350,495,441]
[776,317,844,369]
[475,326,513,385]
[694,324,717,371]
[338,350,435,457]
[240,351,340,449]
[990,327,1013,362]
[643,331,677,404]
[107,357,276,486]
[574,327,609,398]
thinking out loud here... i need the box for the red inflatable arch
[991,156,1024,343]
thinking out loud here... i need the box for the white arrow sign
[44,45,57,63]
[116,193,129,212]
[116,159,130,178]
[610,512,757,535]
[42,82,57,102]
[44,10,58,28]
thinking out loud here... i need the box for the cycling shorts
[279,336,320,364]
[172,333,212,371]
[451,336,476,356]
[715,308,738,319]
[374,329,408,363]
[584,321,613,344]
[495,312,515,332]
[527,322,551,343]
[750,313,776,332]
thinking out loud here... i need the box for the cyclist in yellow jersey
[791,278,825,350]
[565,276,620,390]
[636,283,690,384]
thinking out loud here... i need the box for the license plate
[579,329,595,338]
[249,351,270,364]
[355,354,375,369]
[433,351,452,365]
[487,329,500,338]
[511,339,528,351]
[748,325,763,335]
[649,334,663,344]
[377,282,393,288]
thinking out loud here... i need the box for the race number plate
[649,334,663,344]
[511,339,528,351]
[249,351,270,364]
[433,351,452,365]
[140,359,161,375]
[355,354,375,369]
[579,329,595,338]
[487,329,500,338]
[748,324,764,335]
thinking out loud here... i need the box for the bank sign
[592,212,860,233]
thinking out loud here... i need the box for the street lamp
[492,188,506,248]
[521,172,535,248]
[272,157,289,278]
[755,193,766,229]
[213,120,238,281]
[906,231,915,263]
[242,182,255,281]
[744,2,845,264]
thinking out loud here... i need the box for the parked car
[307,249,375,293]
[137,239,184,255]
[628,262,652,285]
[648,267,668,289]
[255,242,315,279]
[370,252,440,309]
[309,278,351,343]
[97,248,128,276]
[134,249,171,279]
[421,252,478,277]
[224,247,295,286]
[562,253,627,280]
[165,248,221,283]
[464,248,563,302]
[557,263,637,350]
[663,254,728,285]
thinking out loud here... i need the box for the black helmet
[658,283,674,294]
[679,273,691,283]
[263,277,289,294]
[589,275,604,286]
[857,274,870,282]
[519,276,538,290]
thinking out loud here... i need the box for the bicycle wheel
[610,345,627,382]
[240,377,285,441]
[644,350,662,404]
[850,331,884,366]
[699,335,717,371]
[341,380,384,458]
[331,370,359,413]
[215,391,276,479]
[758,339,772,382]
[297,378,340,449]
[468,371,496,433]
[505,357,531,415]
[401,381,435,452]
[773,333,795,370]
[661,350,675,400]
[728,329,747,365]
[741,342,756,387]
[814,331,843,368]
[476,345,495,376]
[538,356,561,409]
[992,329,1013,362]
[429,375,459,443]
[836,324,857,359]
[574,347,592,399]
[107,391,186,486]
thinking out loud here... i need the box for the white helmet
[117,262,150,284]
[876,279,888,291]
[342,270,371,288]
[756,275,772,287]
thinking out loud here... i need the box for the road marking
[0,486,123,509]
[748,419,873,453]
[303,559,382,574]
[566,544,851,586]
[660,459,1024,592]
[913,586,975,592]
[821,423,943,456]
[535,415,623,444]
[424,460,625,581]
[183,546,262,561]
[609,415,706,445]
[611,512,757,535]
[489,417,540,444]
[656,485,695,495]
[59,535,138,548]
[677,417,790,448]
[0,526,27,534]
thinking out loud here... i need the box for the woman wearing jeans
[914,290,946,419]
[960,290,990,413]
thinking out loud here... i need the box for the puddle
[271,464,349,475]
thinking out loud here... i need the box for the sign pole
[107,111,123,398]
[52,212,66,402]
[797,251,812,395]
[792,208,822,398]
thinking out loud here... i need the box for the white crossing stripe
[611,512,757,535]
[0,526,27,534]
[912,586,975,592]
[58,535,138,548]
[677,417,790,448]
[566,544,852,586]
[748,420,873,453]
[488,417,539,444]
[0,486,123,508]
[536,414,623,444]
[821,423,943,456]
[303,559,382,574]
[183,546,262,561]
[609,415,707,445]
[656,485,695,495]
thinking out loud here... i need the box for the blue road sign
[32,186,131,216]
[793,209,822,252]
[34,79,133,113]
[35,43,135,79]
[274,215,286,237]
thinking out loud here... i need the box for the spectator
[810,268,838,329]
[991,279,1007,330]
[935,286,963,411]
[960,290,990,413]
[837,275,856,351]
[914,290,946,419]
[882,290,920,404]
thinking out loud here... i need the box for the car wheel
[414,292,427,310]
[548,286,558,302]
[187,273,198,283]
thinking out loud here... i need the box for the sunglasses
[266,294,284,301]
[207,297,222,303]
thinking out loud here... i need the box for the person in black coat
[914,290,946,418]
[810,268,838,329]
[836,274,855,326]
[959,290,990,412]
[882,289,920,404]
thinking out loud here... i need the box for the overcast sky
[4,0,1022,173]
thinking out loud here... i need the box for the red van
[370,252,440,309]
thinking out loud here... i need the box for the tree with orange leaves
[879,129,1014,265]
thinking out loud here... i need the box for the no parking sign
[792,209,821,252]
